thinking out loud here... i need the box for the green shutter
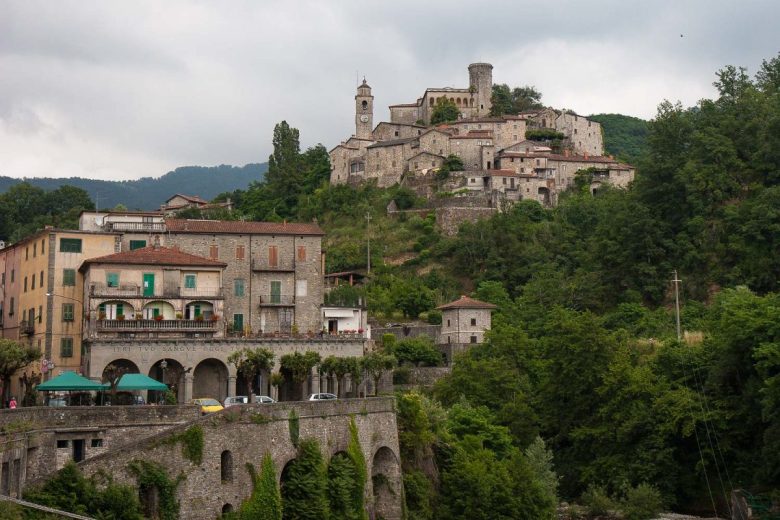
[270,281,281,304]
[185,274,196,289]
[63,269,76,286]
[129,240,147,250]
[62,303,74,321]
[116,303,123,318]
[61,338,73,358]
[59,238,82,253]
[234,279,244,297]
[106,273,119,287]
[233,313,244,332]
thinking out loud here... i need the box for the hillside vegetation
[0,163,266,211]
[587,113,649,164]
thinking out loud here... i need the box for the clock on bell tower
[355,78,373,140]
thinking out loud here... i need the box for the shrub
[581,484,614,518]
[621,483,663,520]
[393,366,412,384]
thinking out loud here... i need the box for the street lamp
[160,359,168,385]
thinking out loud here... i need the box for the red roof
[165,219,324,236]
[167,193,208,204]
[437,295,497,310]
[80,246,226,270]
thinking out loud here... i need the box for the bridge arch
[193,358,229,401]
[371,445,402,520]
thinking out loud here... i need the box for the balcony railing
[104,221,166,232]
[96,319,218,331]
[90,284,223,299]
[20,320,34,335]
[251,259,295,272]
[258,294,295,306]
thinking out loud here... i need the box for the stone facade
[1,399,402,520]
[439,304,495,345]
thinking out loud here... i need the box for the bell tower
[355,78,373,140]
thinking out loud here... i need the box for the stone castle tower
[355,78,373,139]
[468,62,493,116]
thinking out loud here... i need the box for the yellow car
[191,398,224,414]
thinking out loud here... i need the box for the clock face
[360,115,369,123]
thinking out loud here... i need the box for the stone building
[328,62,607,194]
[438,295,497,345]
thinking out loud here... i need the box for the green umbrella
[115,373,168,391]
[36,371,107,391]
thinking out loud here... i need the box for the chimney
[153,235,161,250]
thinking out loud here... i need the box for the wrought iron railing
[258,294,295,305]
[96,319,218,330]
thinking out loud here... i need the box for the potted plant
[135,313,142,320]
[99,311,106,320]
[175,312,183,320]
[195,315,204,322]
[210,314,219,322]
[117,314,125,321]
[154,315,164,322]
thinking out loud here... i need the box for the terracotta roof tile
[165,219,324,236]
[367,137,418,149]
[437,295,497,310]
[80,246,227,270]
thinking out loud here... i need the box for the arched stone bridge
[75,397,401,519]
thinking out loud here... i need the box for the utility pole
[672,270,682,341]
[365,211,372,274]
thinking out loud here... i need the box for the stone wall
[436,207,498,236]
[373,325,440,344]
[72,398,402,519]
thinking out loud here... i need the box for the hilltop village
[329,63,635,231]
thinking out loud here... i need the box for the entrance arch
[102,359,139,379]
[148,358,184,404]
[185,301,214,320]
[371,446,402,520]
[143,301,174,320]
[193,358,228,401]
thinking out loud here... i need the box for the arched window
[222,504,233,514]
[221,450,233,482]
[361,100,367,110]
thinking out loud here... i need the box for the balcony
[103,221,166,232]
[258,294,295,306]
[89,284,223,299]
[20,320,34,335]
[96,319,218,331]
[252,259,295,272]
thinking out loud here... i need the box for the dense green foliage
[236,454,283,520]
[0,183,94,242]
[281,439,330,520]
[389,337,443,367]
[0,164,266,213]
[0,339,40,408]
[490,84,543,116]
[127,460,183,520]
[587,113,649,164]
[228,347,274,395]
[22,461,143,519]
[430,98,460,125]
[162,425,204,465]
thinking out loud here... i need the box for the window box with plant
[154,315,164,322]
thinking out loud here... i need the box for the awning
[116,373,168,391]
[36,371,107,391]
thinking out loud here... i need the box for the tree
[239,453,282,520]
[228,348,274,395]
[430,98,459,125]
[391,337,442,367]
[280,351,321,398]
[361,352,396,396]
[0,339,40,407]
[281,439,329,520]
[490,84,543,116]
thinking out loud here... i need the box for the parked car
[254,395,276,404]
[308,393,337,401]
[191,398,224,414]
[223,396,249,407]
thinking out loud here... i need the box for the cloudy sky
[1,0,777,181]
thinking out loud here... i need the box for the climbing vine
[281,438,329,520]
[163,425,204,465]
[128,460,184,520]
[346,417,369,520]
[236,453,282,520]
[288,409,300,448]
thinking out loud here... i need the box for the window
[41,239,45,254]
[184,274,197,289]
[221,450,233,482]
[91,439,103,448]
[234,279,245,297]
[129,240,146,250]
[10,269,14,283]
[63,269,76,286]
[235,245,245,260]
[63,304,74,322]
[470,318,477,326]
[57,440,69,448]
[61,338,73,358]
[8,297,14,316]
[26,247,29,260]
[470,335,478,344]
[39,271,43,287]
[232,313,244,332]
[209,245,219,260]
[447,319,451,327]
[38,305,42,323]
[297,246,306,262]
[59,238,82,253]
[270,281,281,304]
[24,276,27,292]
[33,243,37,257]
[106,273,119,287]
[268,246,278,267]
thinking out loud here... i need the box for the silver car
[223,396,249,407]
[254,395,276,404]
[308,393,337,401]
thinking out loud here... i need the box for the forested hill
[0,163,267,211]
[587,113,649,165]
